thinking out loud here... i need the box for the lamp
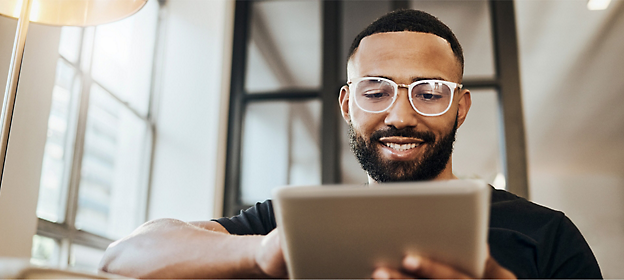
[0,0,147,188]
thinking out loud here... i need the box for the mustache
[370,127,436,143]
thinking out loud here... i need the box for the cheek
[426,112,457,137]
[350,106,386,136]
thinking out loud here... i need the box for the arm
[99,219,286,279]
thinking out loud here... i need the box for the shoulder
[489,187,577,250]
[490,188,565,235]
[213,200,276,235]
[488,188,602,278]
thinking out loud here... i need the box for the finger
[402,255,471,279]
[372,267,413,279]
[484,256,516,279]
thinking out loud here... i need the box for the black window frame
[223,0,528,217]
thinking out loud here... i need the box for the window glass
[91,0,158,115]
[453,89,505,188]
[240,100,322,204]
[70,244,105,272]
[37,59,79,223]
[409,0,496,80]
[340,0,392,81]
[31,235,60,267]
[245,0,322,93]
[75,84,149,239]
[34,0,160,267]
[340,1,495,81]
[58,27,82,64]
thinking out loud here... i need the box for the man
[99,9,602,279]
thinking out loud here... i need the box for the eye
[363,90,390,99]
[414,92,443,101]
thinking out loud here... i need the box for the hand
[254,228,288,278]
[371,253,516,279]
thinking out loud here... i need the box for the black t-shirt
[214,188,602,279]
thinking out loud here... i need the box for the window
[33,0,160,270]
[224,0,342,216]
[225,0,528,215]
[240,0,323,205]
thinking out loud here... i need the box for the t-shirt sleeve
[212,200,276,235]
[542,215,603,279]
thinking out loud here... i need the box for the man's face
[339,31,471,182]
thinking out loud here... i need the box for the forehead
[348,31,461,82]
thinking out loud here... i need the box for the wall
[530,174,624,277]
[0,18,60,257]
[147,0,234,221]
[516,0,624,277]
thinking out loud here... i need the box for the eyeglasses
[347,77,463,116]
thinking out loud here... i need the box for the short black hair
[348,9,464,75]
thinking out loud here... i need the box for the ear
[456,89,472,128]
[338,85,351,123]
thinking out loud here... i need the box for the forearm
[99,218,266,279]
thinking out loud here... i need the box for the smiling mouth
[383,142,420,151]
[378,137,425,152]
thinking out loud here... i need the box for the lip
[378,140,425,161]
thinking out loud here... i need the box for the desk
[0,258,124,279]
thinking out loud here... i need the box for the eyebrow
[363,75,449,83]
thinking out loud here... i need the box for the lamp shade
[0,0,147,26]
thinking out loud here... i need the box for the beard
[348,117,458,182]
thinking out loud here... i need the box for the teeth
[384,142,420,151]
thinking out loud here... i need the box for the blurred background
[0,0,622,277]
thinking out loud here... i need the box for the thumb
[484,256,516,279]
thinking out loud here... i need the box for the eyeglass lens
[353,79,453,115]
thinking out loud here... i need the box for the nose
[384,88,419,129]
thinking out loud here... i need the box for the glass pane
[410,0,496,80]
[91,0,159,115]
[31,235,61,267]
[70,244,105,272]
[75,84,149,240]
[37,59,80,223]
[58,27,82,64]
[245,0,322,93]
[80,27,95,72]
[240,100,322,204]
[340,0,392,81]
[453,89,505,188]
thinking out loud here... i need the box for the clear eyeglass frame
[347,77,463,116]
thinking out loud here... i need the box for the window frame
[223,1,342,216]
[224,0,528,217]
[34,1,164,267]
[393,0,528,198]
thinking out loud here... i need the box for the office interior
[0,0,622,278]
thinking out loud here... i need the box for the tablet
[272,179,490,279]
